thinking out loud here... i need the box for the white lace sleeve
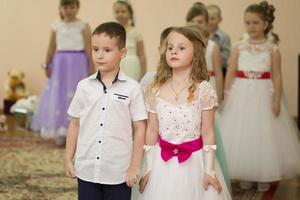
[144,85,157,113]
[199,81,218,110]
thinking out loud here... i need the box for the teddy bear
[4,69,29,114]
[4,69,29,101]
[0,114,8,132]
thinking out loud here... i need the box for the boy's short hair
[207,4,222,17]
[92,22,126,49]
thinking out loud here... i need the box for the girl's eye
[105,49,111,52]
[93,48,98,52]
[167,47,173,51]
[180,47,185,50]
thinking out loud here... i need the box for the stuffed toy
[0,114,8,132]
[10,95,39,113]
[4,69,29,114]
[4,69,29,101]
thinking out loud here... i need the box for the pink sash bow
[159,136,203,163]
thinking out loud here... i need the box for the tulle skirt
[219,78,300,182]
[138,145,231,200]
[31,51,88,138]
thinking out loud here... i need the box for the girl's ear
[264,21,269,31]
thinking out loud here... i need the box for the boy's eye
[104,49,111,52]
[93,47,98,52]
[180,47,185,50]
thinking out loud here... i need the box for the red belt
[159,136,203,163]
[236,70,271,79]
[208,71,215,77]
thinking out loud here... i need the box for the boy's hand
[139,171,151,193]
[204,173,222,193]
[126,165,140,188]
[64,159,76,178]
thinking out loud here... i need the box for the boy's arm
[221,33,231,69]
[126,119,147,187]
[64,117,80,178]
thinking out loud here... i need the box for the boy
[64,22,147,200]
[207,4,231,77]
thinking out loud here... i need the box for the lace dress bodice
[236,39,278,72]
[146,81,218,144]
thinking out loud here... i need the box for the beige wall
[0,0,299,116]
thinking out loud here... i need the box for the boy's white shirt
[67,71,147,184]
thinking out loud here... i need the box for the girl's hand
[126,165,140,188]
[64,159,76,178]
[204,173,222,193]
[45,68,51,78]
[139,171,151,193]
[218,92,228,112]
[273,100,281,117]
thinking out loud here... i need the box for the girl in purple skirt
[31,0,93,145]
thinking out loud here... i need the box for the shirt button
[97,157,99,159]
[102,107,105,110]
[104,90,107,94]
[100,123,103,126]
[98,140,101,143]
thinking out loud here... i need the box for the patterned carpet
[0,115,298,200]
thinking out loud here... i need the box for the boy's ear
[120,47,127,59]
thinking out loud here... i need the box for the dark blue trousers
[77,178,132,200]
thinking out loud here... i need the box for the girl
[113,0,147,80]
[220,1,300,192]
[138,26,231,200]
[31,0,93,145]
[186,2,223,103]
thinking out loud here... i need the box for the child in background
[138,26,231,200]
[31,0,93,145]
[113,0,147,80]
[207,4,231,77]
[220,1,300,192]
[186,2,223,102]
[65,22,147,200]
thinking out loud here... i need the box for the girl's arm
[44,30,56,78]
[212,44,224,103]
[126,119,147,187]
[82,24,94,74]
[145,112,159,145]
[224,46,238,92]
[271,49,282,117]
[136,40,147,79]
[202,109,222,193]
[64,117,80,178]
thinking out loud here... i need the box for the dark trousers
[78,178,131,200]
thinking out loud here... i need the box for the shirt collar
[88,70,127,83]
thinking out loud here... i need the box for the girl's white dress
[219,39,300,182]
[120,27,142,80]
[140,81,231,200]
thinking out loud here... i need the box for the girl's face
[166,32,194,70]
[244,12,268,40]
[60,3,79,21]
[191,15,207,29]
[113,3,130,25]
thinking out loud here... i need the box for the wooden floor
[1,114,300,200]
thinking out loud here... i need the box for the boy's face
[191,15,207,29]
[207,12,221,32]
[92,33,127,72]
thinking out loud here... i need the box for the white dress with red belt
[219,39,300,182]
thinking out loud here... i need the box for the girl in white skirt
[138,26,231,200]
[219,1,300,192]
